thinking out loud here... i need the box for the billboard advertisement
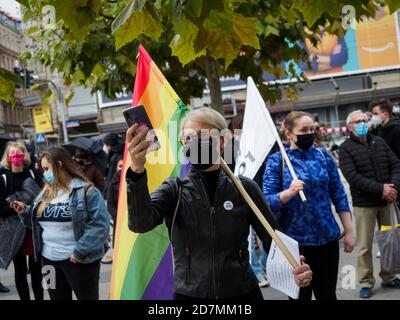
[296,7,400,79]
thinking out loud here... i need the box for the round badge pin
[223,201,234,211]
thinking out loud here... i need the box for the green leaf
[203,10,234,35]
[292,0,340,26]
[385,0,400,13]
[202,11,260,68]
[232,13,260,49]
[0,78,16,106]
[91,63,107,81]
[113,10,163,50]
[170,15,206,65]
[71,68,85,83]
[111,0,148,33]
[65,91,75,106]
[15,0,31,8]
[54,0,101,41]
[264,25,280,37]
[185,0,203,18]
[0,68,22,84]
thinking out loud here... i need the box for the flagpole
[274,134,307,203]
[220,158,299,269]
[248,75,307,202]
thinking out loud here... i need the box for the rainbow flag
[110,45,188,300]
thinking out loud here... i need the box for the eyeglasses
[180,135,215,146]
[350,119,367,125]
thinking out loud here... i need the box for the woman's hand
[293,256,313,287]
[10,201,26,214]
[279,179,305,205]
[288,179,305,197]
[126,123,152,173]
[70,255,79,264]
[343,232,355,253]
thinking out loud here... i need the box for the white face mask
[103,145,110,154]
[370,115,383,126]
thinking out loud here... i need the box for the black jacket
[126,167,280,299]
[104,143,124,194]
[106,171,120,220]
[378,116,400,160]
[339,133,400,207]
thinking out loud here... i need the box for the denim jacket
[20,179,110,264]
[263,146,350,246]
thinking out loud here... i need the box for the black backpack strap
[168,178,181,242]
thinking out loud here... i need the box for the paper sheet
[266,230,301,299]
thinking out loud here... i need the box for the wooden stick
[275,137,307,203]
[220,158,299,269]
[259,98,307,203]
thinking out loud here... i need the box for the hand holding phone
[123,105,160,154]
[126,123,151,173]
[10,201,26,214]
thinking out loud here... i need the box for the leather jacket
[126,167,280,298]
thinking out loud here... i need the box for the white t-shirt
[37,189,77,261]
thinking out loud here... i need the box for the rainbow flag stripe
[110,45,188,300]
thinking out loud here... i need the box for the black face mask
[184,137,220,170]
[295,133,315,150]
[76,159,86,167]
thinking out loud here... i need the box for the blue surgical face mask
[354,123,369,137]
[43,170,56,185]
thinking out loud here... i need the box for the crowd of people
[0,133,124,300]
[0,98,400,300]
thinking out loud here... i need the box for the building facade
[0,10,32,139]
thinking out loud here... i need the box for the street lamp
[34,79,69,144]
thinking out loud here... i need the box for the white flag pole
[273,131,307,203]
[249,76,307,203]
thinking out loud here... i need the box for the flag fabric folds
[110,45,188,300]
[234,77,278,179]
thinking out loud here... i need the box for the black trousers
[13,255,43,301]
[42,257,101,300]
[292,239,339,301]
[174,286,264,300]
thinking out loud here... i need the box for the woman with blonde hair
[11,147,110,300]
[125,107,312,300]
[0,141,43,300]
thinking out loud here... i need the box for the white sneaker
[376,251,381,259]
[258,278,270,287]
[101,255,113,264]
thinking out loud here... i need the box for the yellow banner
[32,104,53,133]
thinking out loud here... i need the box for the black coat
[106,171,120,220]
[104,143,124,194]
[126,167,280,299]
[378,116,400,160]
[339,133,400,207]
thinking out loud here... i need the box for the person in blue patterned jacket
[263,111,354,301]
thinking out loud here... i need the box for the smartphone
[123,105,160,153]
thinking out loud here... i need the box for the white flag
[234,77,279,179]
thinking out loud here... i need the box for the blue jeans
[249,228,268,281]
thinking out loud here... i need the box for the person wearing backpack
[11,147,110,300]
[0,141,43,300]
[263,111,355,300]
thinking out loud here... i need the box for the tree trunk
[203,56,224,116]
